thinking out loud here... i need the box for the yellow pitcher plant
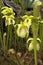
[1,6,15,26]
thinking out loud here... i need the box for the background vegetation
[0,0,43,65]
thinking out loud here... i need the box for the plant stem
[33,38,37,65]
[32,1,41,65]
[3,33,7,54]
[7,25,9,49]
[39,23,43,50]
[0,0,3,49]
[32,19,39,65]
[0,31,3,47]
[9,25,12,48]
[7,25,12,49]
[14,27,17,50]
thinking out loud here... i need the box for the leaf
[29,42,33,51]
[1,6,15,26]
[27,38,33,43]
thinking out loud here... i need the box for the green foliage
[32,1,42,65]
[1,6,15,52]
[14,0,34,9]
[0,1,43,65]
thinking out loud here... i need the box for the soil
[0,49,43,65]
